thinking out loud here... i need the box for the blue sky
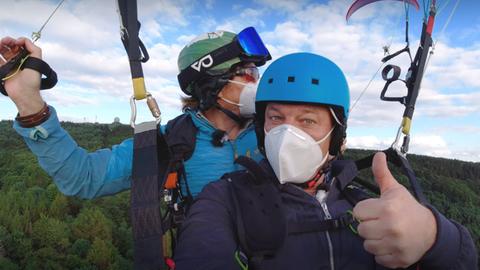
[1,0,479,162]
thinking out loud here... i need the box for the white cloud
[347,134,480,162]
[409,135,451,158]
[138,0,191,27]
[263,21,309,51]
[450,149,480,163]
[346,135,391,150]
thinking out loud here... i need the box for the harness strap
[117,0,149,100]
[355,148,427,204]
[131,121,170,270]
[288,213,356,234]
[235,156,268,185]
[228,157,286,260]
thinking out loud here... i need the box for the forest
[0,120,479,269]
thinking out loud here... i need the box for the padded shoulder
[222,158,287,258]
[164,113,198,161]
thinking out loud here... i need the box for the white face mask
[264,124,334,184]
[218,80,257,117]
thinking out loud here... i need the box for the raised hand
[1,36,45,116]
[353,152,437,268]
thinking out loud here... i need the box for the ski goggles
[178,26,271,91]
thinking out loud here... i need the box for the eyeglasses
[234,66,259,82]
[178,27,271,91]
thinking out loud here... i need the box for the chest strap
[288,213,357,235]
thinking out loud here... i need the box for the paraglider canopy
[346,0,420,21]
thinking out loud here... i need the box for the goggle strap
[178,42,243,91]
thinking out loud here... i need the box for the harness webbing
[355,148,427,204]
[131,121,169,270]
[117,0,150,100]
[288,214,356,235]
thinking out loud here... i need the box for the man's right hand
[1,36,45,116]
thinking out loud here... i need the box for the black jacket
[174,159,478,270]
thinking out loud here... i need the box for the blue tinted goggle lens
[237,27,270,57]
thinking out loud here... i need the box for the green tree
[70,238,91,258]
[0,258,20,270]
[32,216,70,251]
[72,207,112,243]
[87,238,117,270]
[49,193,69,219]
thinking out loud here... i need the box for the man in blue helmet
[173,52,477,270]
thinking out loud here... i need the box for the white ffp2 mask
[218,80,257,117]
[264,124,334,184]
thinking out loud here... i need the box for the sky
[0,0,479,162]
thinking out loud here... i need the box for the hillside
[0,120,478,269]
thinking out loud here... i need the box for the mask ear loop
[218,94,243,107]
[329,107,344,127]
[217,79,250,107]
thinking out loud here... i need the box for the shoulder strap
[330,160,375,205]
[131,121,170,270]
[130,114,197,270]
[227,156,287,260]
[164,113,197,162]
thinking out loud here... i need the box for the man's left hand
[353,152,437,268]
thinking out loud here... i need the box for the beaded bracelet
[15,103,51,128]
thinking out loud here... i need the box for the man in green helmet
[0,27,271,268]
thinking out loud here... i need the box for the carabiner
[146,92,161,124]
[129,95,137,128]
[129,92,162,128]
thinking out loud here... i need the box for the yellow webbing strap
[133,77,147,100]
[401,116,412,135]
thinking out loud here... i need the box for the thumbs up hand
[353,152,437,269]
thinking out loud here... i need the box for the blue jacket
[174,159,478,270]
[13,106,262,198]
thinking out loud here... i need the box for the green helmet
[177,30,242,95]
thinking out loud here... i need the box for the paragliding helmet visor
[178,26,271,91]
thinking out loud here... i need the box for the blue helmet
[255,52,350,156]
[256,52,350,119]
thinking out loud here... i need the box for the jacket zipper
[318,189,335,270]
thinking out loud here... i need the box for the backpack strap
[164,113,197,162]
[227,156,287,262]
[131,121,170,270]
[163,114,197,223]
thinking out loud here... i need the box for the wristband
[15,103,51,128]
